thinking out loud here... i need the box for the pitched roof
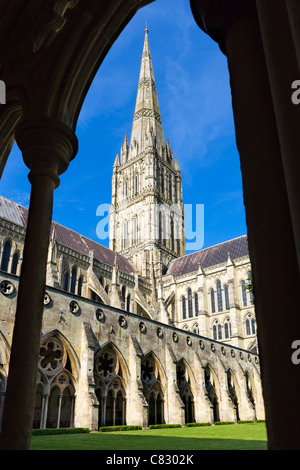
[0,195,136,275]
[166,235,249,277]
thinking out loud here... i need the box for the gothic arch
[176,358,196,424]
[203,363,221,423]
[141,352,165,426]
[226,368,241,422]
[244,370,257,418]
[40,330,80,382]
[94,342,128,427]
[33,332,78,429]
[95,341,130,384]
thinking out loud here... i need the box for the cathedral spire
[130,25,165,153]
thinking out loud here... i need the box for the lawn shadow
[31,432,267,451]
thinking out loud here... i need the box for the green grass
[30,423,267,450]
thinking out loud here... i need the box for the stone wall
[0,271,265,430]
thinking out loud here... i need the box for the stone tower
[109,26,185,288]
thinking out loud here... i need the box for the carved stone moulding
[118,315,127,328]
[96,308,105,323]
[0,280,14,296]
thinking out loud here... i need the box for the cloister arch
[226,368,241,422]
[33,332,79,429]
[203,364,221,423]
[176,358,196,424]
[94,343,128,428]
[141,352,166,426]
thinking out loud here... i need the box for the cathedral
[0,28,265,431]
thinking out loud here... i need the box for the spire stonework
[109,27,185,289]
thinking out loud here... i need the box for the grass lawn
[30,423,267,451]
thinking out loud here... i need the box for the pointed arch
[94,342,128,428]
[40,329,80,382]
[226,368,241,422]
[33,331,78,429]
[142,351,165,426]
[203,363,221,423]
[1,238,12,272]
[176,358,196,424]
[95,341,130,385]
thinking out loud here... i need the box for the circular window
[96,308,105,322]
[0,280,14,296]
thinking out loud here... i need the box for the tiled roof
[166,235,249,277]
[0,195,136,275]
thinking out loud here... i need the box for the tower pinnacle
[130,26,164,153]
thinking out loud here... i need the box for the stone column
[256,1,300,268]
[0,117,78,450]
[285,0,300,69]
[190,0,300,449]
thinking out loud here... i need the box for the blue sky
[0,0,247,254]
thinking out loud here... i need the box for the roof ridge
[173,234,248,262]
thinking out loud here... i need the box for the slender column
[190,0,300,449]
[57,394,63,428]
[122,398,126,425]
[255,1,300,269]
[40,394,49,429]
[0,118,78,450]
[102,397,107,426]
[112,395,116,427]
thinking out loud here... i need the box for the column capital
[15,117,78,188]
[190,0,258,53]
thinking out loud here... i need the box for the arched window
[187,288,193,318]
[159,212,162,244]
[162,214,166,246]
[216,280,223,312]
[251,317,256,335]
[63,271,70,292]
[182,297,186,320]
[211,289,216,314]
[245,313,256,336]
[126,294,131,312]
[248,271,254,303]
[224,285,230,310]
[241,281,247,307]
[224,318,232,339]
[213,321,222,340]
[11,251,19,275]
[218,324,222,340]
[77,276,83,296]
[135,174,139,195]
[194,293,199,316]
[123,221,128,249]
[1,240,11,272]
[169,174,172,200]
[133,217,138,245]
[70,267,77,294]
[213,324,217,340]
[170,219,174,252]
[176,223,180,254]
[121,286,126,304]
